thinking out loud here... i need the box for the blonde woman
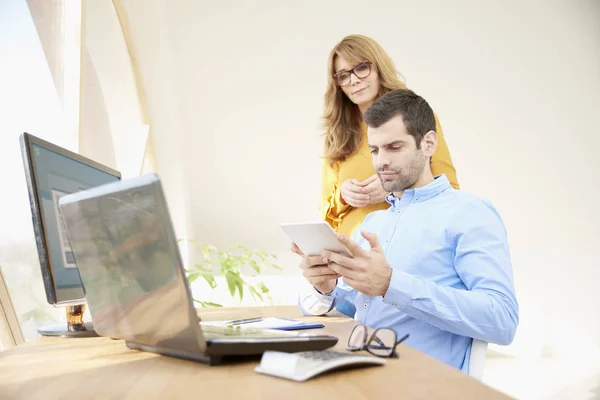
[310,35,459,317]
[321,34,459,239]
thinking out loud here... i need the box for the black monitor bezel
[19,132,122,305]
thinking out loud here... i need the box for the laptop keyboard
[200,324,297,340]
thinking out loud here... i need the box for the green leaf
[221,259,239,274]
[270,263,283,271]
[187,272,200,284]
[200,273,217,289]
[225,271,247,301]
[249,286,264,302]
[236,280,244,301]
[258,281,270,293]
[200,261,213,268]
[248,260,261,274]
[225,271,238,297]
[193,299,222,307]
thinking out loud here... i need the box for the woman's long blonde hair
[323,35,407,165]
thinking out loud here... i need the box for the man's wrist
[314,280,337,296]
[377,267,393,296]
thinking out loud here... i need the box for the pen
[226,317,263,326]
[397,333,410,344]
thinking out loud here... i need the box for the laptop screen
[59,174,204,351]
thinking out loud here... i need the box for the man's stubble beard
[380,150,427,193]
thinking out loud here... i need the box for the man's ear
[422,130,437,157]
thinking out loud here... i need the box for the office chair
[468,339,488,380]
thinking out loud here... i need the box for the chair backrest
[468,339,488,380]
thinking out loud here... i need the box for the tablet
[281,221,353,258]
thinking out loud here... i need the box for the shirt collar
[385,174,452,206]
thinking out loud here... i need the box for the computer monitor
[19,132,122,337]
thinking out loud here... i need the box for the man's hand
[358,174,387,205]
[321,231,392,297]
[291,242,340,295]
[340,179,370,207]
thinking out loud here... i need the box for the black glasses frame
[333,61,372,87]
[346,323,409,358]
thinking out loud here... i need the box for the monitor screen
[20,133,121,305]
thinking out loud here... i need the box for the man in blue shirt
[297,89,519,373]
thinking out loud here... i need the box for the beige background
[104,0,600,358]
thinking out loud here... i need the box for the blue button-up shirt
[298,175,519,373]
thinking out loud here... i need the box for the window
[0,0,85,341]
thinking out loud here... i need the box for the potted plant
[183,242,282,307]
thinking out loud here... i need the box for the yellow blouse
[320,114,460,238]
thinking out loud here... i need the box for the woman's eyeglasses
[333,61,372,87]
[346,323,409,358]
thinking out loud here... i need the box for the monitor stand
[37,304,99,338]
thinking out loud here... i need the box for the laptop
[58,173,338,365]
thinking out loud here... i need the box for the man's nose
[375,153,390,170]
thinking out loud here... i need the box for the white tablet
[281,221,353,258]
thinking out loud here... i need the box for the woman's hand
[340,179,370,207]
[358,174,388,205]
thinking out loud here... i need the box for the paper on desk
[201,317,324,330]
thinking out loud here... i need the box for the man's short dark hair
[363,89,436,149]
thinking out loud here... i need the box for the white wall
[114,0,600,356]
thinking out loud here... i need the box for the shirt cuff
[300,285,335,315]
[382,269,415,312]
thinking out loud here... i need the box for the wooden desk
[0,306,511,399]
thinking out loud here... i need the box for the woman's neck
[359,101,374,115]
